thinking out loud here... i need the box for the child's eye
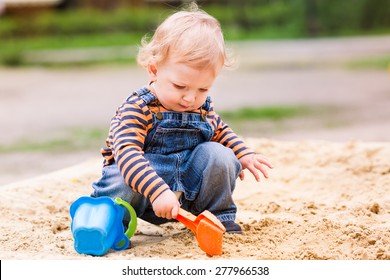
[173,83,185,89]
[199,88,208,93]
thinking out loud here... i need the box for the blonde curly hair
[137,2,232,73]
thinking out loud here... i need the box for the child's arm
[209,101,273,181]
[109,97,174,207]
[209,101,255,160]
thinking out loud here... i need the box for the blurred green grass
[0,128,107,153]
[219,105,311,121]
[345,55,390,70]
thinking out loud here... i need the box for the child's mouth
[179,104,190,110]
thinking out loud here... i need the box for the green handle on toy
[115,197,137,239]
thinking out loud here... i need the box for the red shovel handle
[176,208,198,233]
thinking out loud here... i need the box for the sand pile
[1,139,389,260]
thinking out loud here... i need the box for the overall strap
[201,96,212,112]
[131,87,157,105]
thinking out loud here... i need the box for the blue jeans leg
[180,142,242,222]
[91,142,242,225]
[91,164,170,225]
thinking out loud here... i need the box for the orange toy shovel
[176,208,226,256]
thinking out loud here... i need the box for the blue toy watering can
[70,196,137,256]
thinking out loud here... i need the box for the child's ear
[147,63,158,81]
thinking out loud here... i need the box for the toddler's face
[148,58,218,112]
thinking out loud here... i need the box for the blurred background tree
[1,0,389,66]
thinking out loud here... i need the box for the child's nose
[182,91,196,103]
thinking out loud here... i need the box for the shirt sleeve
[109,97,170,203]
[208,101,255,159]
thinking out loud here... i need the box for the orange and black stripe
[101,89,254,203]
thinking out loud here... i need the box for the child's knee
[91,164,131,199]
[197,142,241,171]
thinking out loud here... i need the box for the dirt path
[1,67,389,142]
[1,36,390,185]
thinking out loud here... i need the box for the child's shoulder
[115,87,157,119]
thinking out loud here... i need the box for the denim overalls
[92,88,242,225]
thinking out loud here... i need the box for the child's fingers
[171,204,179,219]
[254,161,269,179]
[240,154,273,182]
[247,165,260,182]
[239,170,245,181]
[256,154,274,169]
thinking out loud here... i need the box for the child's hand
[239,153,273,182]
[152,189,181,220]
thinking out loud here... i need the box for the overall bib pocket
[146,126,203,154]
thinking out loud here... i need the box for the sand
[0,138,389,260]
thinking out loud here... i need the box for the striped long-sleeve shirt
[101,88,254,203]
